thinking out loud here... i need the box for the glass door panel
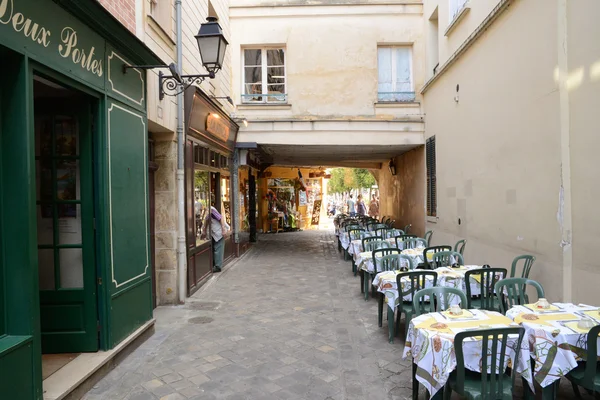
[36,115,83,290]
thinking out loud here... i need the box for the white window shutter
[394,48,412,93]
[378,48,393,100]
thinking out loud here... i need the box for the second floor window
[243,48,286,104]
[377,47,414,102]
[449,0,468,22]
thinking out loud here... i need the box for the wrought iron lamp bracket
[159,71,215,100]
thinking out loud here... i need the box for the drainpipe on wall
[232,150,240,252]
[175,0,186,304]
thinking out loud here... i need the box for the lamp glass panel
[198,36,219,65]
[217,37,227,67]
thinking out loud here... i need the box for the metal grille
[426,136,437,217]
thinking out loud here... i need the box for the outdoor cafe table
[403,309,534,399]
[356,247,427,273]
[348,236,397,256]
[506,302,600,397]
[371,265,484,341]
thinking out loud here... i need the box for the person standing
[368,194,379,218]
[356,194,367,216]
[202,202,230,272]
[346,194,355,217]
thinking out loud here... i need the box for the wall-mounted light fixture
[388,159,397,176]
[122,17,228,100]
[211,96,234,106]
[454,83,460,103]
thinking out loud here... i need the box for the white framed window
[449,0,468,22]
[377,46,414,102]
[242,48,287,104]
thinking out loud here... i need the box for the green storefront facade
[0,0,161,398]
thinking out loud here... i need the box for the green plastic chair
[361,236,383,250]
[377,253,406,272]
[510,255,536,278]
[345,228,364,261]
[403,238,428,250]
[465,267,507,311]
[356,236,383,276]
[364,248,401,300]
[431,250,464,268]
[443,327,526,400]
[423,245,452,268]
[494,278,545,314]
[566,324,600,398]
[386,219,396,228]
[376,226,394,239]
[454,239,467,256]
[404,224,412,234]
[395,270,438,340]
[424,230,433,247]
[394,234,414,248]
[413,287,468,316]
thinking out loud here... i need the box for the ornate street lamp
[196,17,228,76]
[122,17,229,100]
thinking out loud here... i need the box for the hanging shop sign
[0,0,106,88]
[185,87,238,153]
[206,114,230,142]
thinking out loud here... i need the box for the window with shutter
[426,136,437,217]
[377,46,415,102]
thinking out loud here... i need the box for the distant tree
[327,168,376,193]
[353,168,376,189]
[328,168,346,194]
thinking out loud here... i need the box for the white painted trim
[426,216,438,224]
[444,1,470,36]
[241,47,287,104]
[107,51,145,107]
[107,103,150,288]
[374,102,420,108]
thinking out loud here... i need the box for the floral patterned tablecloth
[403,310,534,398]
[357,247,427,273]
[348,237,400,257]
[506,302,600,389]
[371,265,484,311]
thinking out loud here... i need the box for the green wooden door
[35,97,98,353]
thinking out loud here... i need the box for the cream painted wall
[566,0,600,304]
[230,2,426,120]
[139,0,234,132]
[423,1,566,299]
[374,147,426,237]
[423,0,502,81]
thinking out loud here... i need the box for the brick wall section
[98,0,136,34]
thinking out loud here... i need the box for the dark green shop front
[0,1,161,398]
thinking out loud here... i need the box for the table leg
[378,293,384,327]
[360,270,365,293]
[387,306,395,343]
[541,380,560,400]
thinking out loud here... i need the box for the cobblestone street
[83,230,410,400]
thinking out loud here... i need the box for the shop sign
[206,113,230,142]
[0,0,106,88]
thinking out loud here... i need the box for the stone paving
[83,229,592,400]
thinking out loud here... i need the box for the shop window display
[194,170,210,246]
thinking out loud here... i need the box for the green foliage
[327,168,376,193]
